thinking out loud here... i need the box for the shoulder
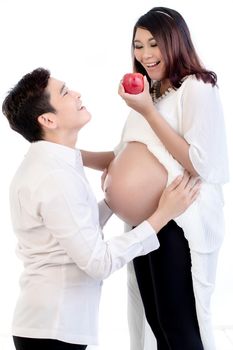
[180,74,219,102]
[182,74,215,89]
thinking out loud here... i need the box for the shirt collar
[29,141,83,169]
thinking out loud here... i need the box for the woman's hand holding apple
[119,74,155,117]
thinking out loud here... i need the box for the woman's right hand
[118,76,155,116]
[148,171,201,233]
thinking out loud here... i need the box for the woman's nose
[142,48,153,59]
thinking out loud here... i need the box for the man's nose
[69,90,81,99]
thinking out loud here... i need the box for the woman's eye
[134,45,143,49]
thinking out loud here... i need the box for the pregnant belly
[104,142,168,226]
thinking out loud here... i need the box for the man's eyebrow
[60,83,66,94]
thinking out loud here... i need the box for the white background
[0,0,232,349]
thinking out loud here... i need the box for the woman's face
[133,27,166,81]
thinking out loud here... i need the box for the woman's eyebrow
[134,37,155,43]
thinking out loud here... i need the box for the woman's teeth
[146,62,159,68]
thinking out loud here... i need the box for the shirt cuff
[132,220,160,255]
[98,199,113,228]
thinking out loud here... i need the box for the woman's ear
[37,112,57,130]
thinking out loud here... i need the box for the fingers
[189,179,202,201]
[167,171,191,192]
[101,168,108,191]
[181,173,201,207]
[118,82,125,96]
[167,171,202,198]
[166,175,183,191]
[177,170,191,190]
[101,168,108,178]
[143,76,150,91]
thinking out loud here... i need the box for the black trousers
[13,336,87,350]
[133,220,204,350]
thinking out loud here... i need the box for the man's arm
[80,150,115,171]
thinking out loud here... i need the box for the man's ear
[38,113,57,130]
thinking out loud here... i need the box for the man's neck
[42,133,78,149]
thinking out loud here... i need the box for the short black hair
[2,67,56,142]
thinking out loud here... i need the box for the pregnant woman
[82,6,229,350]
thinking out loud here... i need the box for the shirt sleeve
[181,77,229,183]
[98,199,113,228]
[38,170,159,280]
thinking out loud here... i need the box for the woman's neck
[160,79,172,96]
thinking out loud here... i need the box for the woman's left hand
[118,76,155,116]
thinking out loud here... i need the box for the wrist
[144,107,158,123]
[147,209,169,234]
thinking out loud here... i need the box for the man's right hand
[147,171,201,233]
[101,168,108,192]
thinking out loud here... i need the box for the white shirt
[10,141,159,345]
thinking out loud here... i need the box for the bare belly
[104,142,168,226]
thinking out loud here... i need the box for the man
[2,68,200,350]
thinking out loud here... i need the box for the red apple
[122,73,144,94]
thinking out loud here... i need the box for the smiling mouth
[146,61,160,68]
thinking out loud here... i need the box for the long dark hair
[132,7,217,88]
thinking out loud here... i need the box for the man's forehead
[47,77,64,91]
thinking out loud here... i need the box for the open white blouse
[115,75,229,350]
[115,75,229,252]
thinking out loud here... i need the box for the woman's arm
[118,77,198,177]
[80,150,115,171]
[141,108,198,177]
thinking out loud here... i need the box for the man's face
[46,77,91,133]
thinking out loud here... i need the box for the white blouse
[116,75,229,184]
[10,141,159,345]
[115,75,229,253]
